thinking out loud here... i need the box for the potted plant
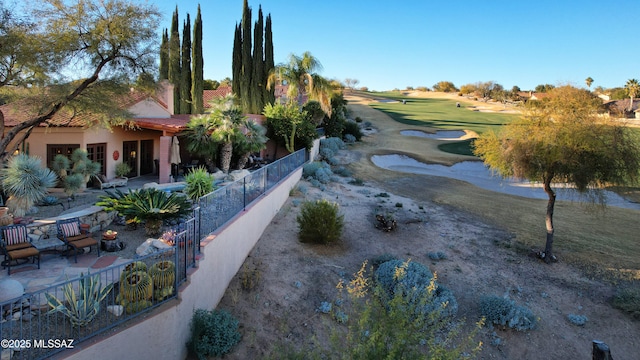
[103,230,118,240]
[115,162,132,178]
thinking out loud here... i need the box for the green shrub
[479,295,537,331]
[297,199,344,244]
[187,309,241,360]
[115,162,132,178]
[302,161,329,178]
[319,261,482,359]
[375,259,458,318]
[184,166,215,200]
[613,286,640,319]
[343,121,363,141]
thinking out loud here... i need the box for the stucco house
[0,82,293,185]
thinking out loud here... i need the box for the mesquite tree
[474,85,640,263]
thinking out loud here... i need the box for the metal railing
[0,148,306,360]
[198,148,306,237]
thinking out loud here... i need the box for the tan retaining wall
[60,167,304,360]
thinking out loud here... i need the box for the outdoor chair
[56,218,100,263]
[0,224,40,275]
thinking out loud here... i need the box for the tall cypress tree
[250,6,264,114]
[191,4,204,114]
[180,14,192,114]
[159,28,169,80]
[240,0,252,113]
[232,23,241,97]
[168,6,181,114]
[263,13,275,106]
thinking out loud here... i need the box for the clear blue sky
[155,0,639,92]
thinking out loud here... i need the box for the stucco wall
[60,167,303,360]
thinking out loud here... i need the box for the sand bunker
[400,130,466,140]
[371,154,640,210]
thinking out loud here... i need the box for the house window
[87,143,106,175]
[47,144,80,168]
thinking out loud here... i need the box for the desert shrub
[427,251,448,260]
[354,116,363,123]
[349,178,364,186]
[343,121,363,141]
[375,259,458,318]
[313,167,333,184]
[612,286,640,319]
[302,161,329,178]
[567,314,588,326]
[320,137,346,152]
[479,296,537,331]
[187,309,241,360]
[344,133,356,143]
[38,195,60,206]
[370,253,398,268]
[375,192,390,198]
[395,202,403,208]
[332,166,352,177]
[297,199,344,244]
[240,263,261,291]
[320,261,482,359]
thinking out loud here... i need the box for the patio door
[86,143,106,176]
[139,140,154,175]
[122,141,138,177]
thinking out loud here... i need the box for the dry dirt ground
[217,94,640,359]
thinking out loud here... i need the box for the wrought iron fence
[0,148,306,360]
[198,148,306,238]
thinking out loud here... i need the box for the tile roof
[132,115,191,132]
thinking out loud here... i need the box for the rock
[211,170,226,180]
[21,313,32,322]
[107,305,123,317]
[152,239,172,249]
[135,239,155,257]
[12,311,21,320]
[227,170,250,181]
[0,280,24,302]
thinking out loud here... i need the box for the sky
[154,0,640,92]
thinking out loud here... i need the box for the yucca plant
[0,154,57,217]
[97,188,192,236]
[45,272,114,327]
[184,166,215,200]
[50,148,101,197]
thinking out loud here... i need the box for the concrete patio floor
[0,175,164,293]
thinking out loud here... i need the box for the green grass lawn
[366,92,519,135]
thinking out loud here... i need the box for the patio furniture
[95,174,128,190]
[56,218,100,263]
[0,224,40,275]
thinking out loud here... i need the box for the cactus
[45,272,113,327]
[119,270,153,302]
[120,261,147,283]
[149,260,176,300]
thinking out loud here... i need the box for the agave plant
[45,272,114,327]
[0,154,57,217]
[184,166,215,200]
[97,188,192,236]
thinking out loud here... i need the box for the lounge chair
[95,174,128,190]
[56,218,100,263]
[0,224,40,275]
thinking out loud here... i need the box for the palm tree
[267,51,335,116]
[235,119,268,170]
[186,95,245,173]
[625,79,639,112]
[585,77,594,89]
